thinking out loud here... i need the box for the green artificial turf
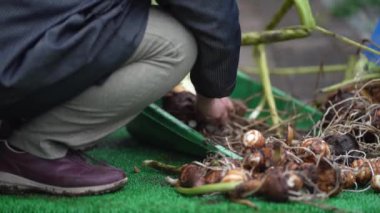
[1,128,380,213]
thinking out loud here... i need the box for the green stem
[320,73,380,93]
[175,181,242,195]
[253,44,281,128]
[248,97,266,120]
[266,0,294,30]
[242,27,310,46]
[240,64,346,75]
[293,0,316,28]
[315,26,380,56]
[143,160,182,174]
[344,55,358,81]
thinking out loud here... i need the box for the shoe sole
[0,172,128,196]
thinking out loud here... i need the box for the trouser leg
[8,8,197,159]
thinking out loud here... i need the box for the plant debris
[314,80,380,157]
[134,166,141,174]
[145,85,380,211]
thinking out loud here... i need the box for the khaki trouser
[8,8,197,159]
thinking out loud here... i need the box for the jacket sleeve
[156,0,241,98]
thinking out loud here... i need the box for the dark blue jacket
[0,0,240,119]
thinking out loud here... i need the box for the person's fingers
[194,96,235,126]
[221,98,235,114]
[220,111,230,124]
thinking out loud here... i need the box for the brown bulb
[299,138,331,162]
[204,170,223,184]
[371,175,380,192]
[285,173,303,191]
[242,130,265,149]
[341,169,356,189]
[243,151,265,171]
[317,165,340,195]
[352,159,372,185]
[221,169,248,183]
[179,164,206,187]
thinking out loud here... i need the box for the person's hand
[195,94,234,125]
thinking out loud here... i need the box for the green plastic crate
[126,71,322,158]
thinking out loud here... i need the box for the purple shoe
[0,141,127,195]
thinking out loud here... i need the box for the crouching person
[0,0,240,195]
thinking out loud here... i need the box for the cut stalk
[242,27,310,46]
[253,44,281,128]
[175,181,242,195]
[266,0,294,30]
[241,64,346,75]
[315,26,380,56]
